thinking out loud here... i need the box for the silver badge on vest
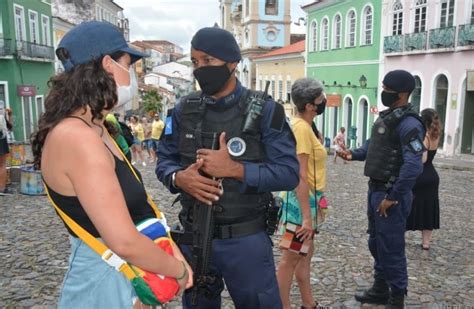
[377,127,386,134]
[227,137,246,157]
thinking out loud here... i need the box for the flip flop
[421,244,430,250]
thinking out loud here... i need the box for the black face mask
[381,91,400,107]
[316,98,327,115]
[193,64,232,96]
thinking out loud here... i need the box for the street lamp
[359,75,367,88]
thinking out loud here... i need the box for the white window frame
[310,20,317,52]
[286,77,292,102]
[392,1,403,35]
[35,95,45,124]
[13,4,26,42]
[0,7,4,38]
[28,10,39,44]
[439,0,455,28]
[320,17,329,51]
[41,15,51,46]
[278,78,283,101]
[361,4,373,46]
[346,9,357,47]
[332,13,342,49]
[0,81,10,109]
[413,0,428,33]
[271,75,275,99]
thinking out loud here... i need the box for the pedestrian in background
[105,113,132,161]
[31,21,191,308]
[150,113,164,163]
[141,116,153,163]
[0,100,13,196]
[333,127,346,163]
[406,108,442,250]
[338,70,425,308]
[156,26,299,309]
[129,115,146,166]
[276,78,327,309]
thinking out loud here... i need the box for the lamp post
[359,75,367,88]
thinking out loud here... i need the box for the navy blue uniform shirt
[156,80,300,194]
[351,114,425,202]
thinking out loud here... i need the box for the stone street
[1,159,473,308]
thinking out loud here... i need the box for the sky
[114,0,313,52]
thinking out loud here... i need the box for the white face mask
[112,59,138,106]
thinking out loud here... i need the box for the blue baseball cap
[191,27,241,62]
[57,21,147,71]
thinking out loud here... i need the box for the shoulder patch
[270,103,285,131]
[403,127,425,154]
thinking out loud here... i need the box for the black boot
[354,273,389,304]
[386,292,404,309]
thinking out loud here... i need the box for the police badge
[227,137,246,157]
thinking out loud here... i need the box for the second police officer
[338,70,425,309]
[156,27,299,308]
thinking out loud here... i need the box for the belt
[181,216,266,240]
[368,179,391,192]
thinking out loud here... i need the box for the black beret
[383,70,416,93]
[191,27,241,62]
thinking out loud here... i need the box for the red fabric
[142,239,180,303]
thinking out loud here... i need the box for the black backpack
[118,121,134,147]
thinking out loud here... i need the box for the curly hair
[31,51,125,168]
[420,108,442,140]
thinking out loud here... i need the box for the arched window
[361,5,373,45]
[392,1,403,35]
[411,76,422,112]
[346,10,356,47]
[321,17,329,50]
[440,0,455,28]
[265,0,278,15]
[310,21,317,52]
[434,74,448,148]
[333,14,342,48]
[414,0,427,33]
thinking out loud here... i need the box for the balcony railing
[384,35,404,53]
[17,41,54,60]
[429,26,455,49]
[458,23,474,46]
[384,24,474,54]
[404,32,427,51]
[0,38,14,57]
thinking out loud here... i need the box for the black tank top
[45,118,155,238]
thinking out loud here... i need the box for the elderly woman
[276,78,328,309]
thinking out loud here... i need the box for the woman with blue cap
[31,21,192,308]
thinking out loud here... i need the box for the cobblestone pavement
[1,160,473,308]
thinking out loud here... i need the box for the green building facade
[303,0,382,147]
[0,0,54,142]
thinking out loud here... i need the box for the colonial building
[0,0,55,142]
[303,0,382,148]
[219,0,292,89]
[52,0,129,73]
[253,39,305,117]
[382,0,474,155]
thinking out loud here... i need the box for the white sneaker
[131,161,136,165]
[142,162,147,167]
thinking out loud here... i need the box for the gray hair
[291,78,324,112]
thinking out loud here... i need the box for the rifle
[190,132,222,305]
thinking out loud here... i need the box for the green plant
[142,89,163,114]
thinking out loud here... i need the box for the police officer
[156,27,299,308]
[338,70,425,308]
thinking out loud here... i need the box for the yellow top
[291,118,327,191]
[151,119,164,139]
[132,123,145,141]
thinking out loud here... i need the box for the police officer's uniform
[156,28,299,309]
[350,70,425,308]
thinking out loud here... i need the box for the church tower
[219,0,291,90]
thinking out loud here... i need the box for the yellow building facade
[253,40,305,118]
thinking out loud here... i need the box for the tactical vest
[364,105,423,183]
[178,89,271,225]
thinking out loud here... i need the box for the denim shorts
[58,237,136,308]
